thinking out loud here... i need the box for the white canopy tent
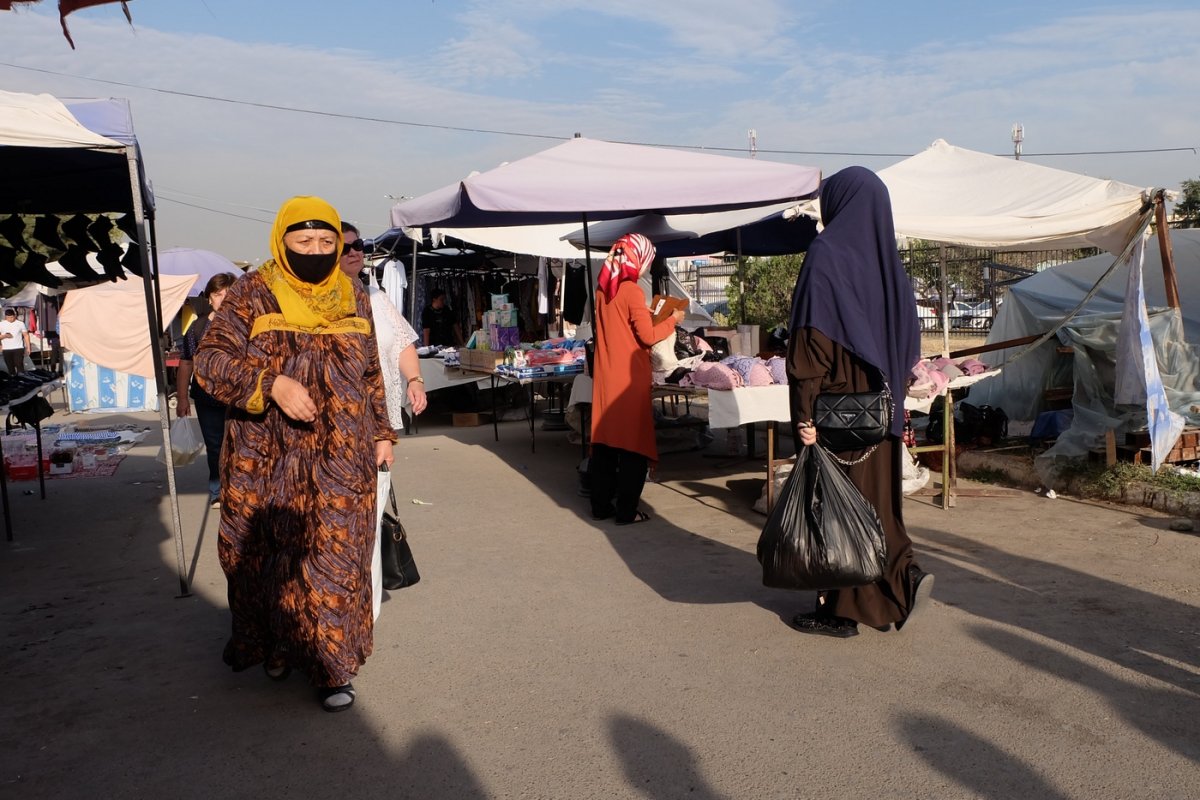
[0,90,191,592]
[877,139,1149,254]
[392,137,820,331]
[865,139,1181,474]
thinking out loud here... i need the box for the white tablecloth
[706,385,790,429]
[568,376,791,430]
[419,359,493,394]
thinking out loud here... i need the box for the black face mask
[284,248,338,284]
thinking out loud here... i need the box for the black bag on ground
[976,404,1008,445]
[380,484,420,590]
[756,445,888,591]
[11,395,53,427]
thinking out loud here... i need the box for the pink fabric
[959,357,988,375]
[722,355,772,387]
[525,348,574,366]
[61,273,194,379]
[744,362,772,386]
[689,362,743,390]
[694,335,713,352]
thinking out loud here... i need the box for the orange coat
[591,281,676,461]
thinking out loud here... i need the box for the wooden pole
[1155,192,1181,310]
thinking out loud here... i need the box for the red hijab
[597,233,655,302]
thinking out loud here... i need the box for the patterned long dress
[194,271,394,687]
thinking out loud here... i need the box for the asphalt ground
[1,404,1197,799]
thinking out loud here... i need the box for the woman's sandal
[615,510,651,526]
[318,683,356,713]
[264,652,291,682]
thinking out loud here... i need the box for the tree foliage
[1175,179,1200,228]
[724,254,804,328]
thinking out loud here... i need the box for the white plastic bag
[156,416,204,467]
[371,469,391,621]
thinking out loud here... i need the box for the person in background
[340,222,427,426]
[194,196,395,713]
[175,272,238,508]
[786,166,932,639]
[421,287,463,347]
[0,307,30,374]
[589,233,685,525]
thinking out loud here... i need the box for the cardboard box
[458,349,505,371]
[452,412,490,427]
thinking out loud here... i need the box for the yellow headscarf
[251,195,368,338]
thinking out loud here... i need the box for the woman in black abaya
[785,166,933,638]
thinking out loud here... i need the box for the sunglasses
[342,239,365,255]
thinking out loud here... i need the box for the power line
[0,62,565,142]
[155,185,278,215]
[1,61,1195,159]
[155,195,272,224]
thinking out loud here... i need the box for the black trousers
[3,349,23,375]
[589,443,648,523]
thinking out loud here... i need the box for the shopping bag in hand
[756,444,888,591]
[156,416,204,467]
[377,466,420,590]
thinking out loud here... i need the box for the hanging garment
[563,262,588,324]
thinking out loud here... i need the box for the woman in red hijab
[589,233,684,524]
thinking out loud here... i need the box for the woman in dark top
[176,272,238,508]
[786,166,932,638]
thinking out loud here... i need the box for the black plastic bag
[756,445,888,591]
[674,326,701,359]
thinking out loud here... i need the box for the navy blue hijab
[788,166,920,437]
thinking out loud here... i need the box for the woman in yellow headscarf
[194,196,395,713]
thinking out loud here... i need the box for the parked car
[953,300,997,330]
[915,300,939,331]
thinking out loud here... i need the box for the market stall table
[0,377,64,540]
[458,366,581,453]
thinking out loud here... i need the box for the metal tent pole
[127,148,189,597]
[582,212,596,333]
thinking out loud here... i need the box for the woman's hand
[672,308,686,325]
[797,420,817,447]
[270,375,318,422]
[406,380,428,415]
[175,396,191,417]
[375,439,394,468]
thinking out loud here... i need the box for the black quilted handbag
[379,482,420,590]
[813,384,892,456]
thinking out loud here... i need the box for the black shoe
[896,565,935,631]
[318,683,356,712]
[791,612,859,638]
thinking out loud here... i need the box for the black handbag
[379,481,420,590]
[813,383,892,457]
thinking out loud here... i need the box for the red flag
[57,0,132,49]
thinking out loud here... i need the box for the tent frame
[0,97,190,595]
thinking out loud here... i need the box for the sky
[1,1,1198,262]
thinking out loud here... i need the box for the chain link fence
[671,244,1099,337]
